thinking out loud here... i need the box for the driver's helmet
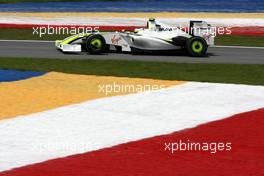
[147,18,158,31]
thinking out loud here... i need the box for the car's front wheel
[85,34,106,54]
[185,36,208,57]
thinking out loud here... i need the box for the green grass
[0,57,264,85]
[215,35,264,47]
[0,28,70,41]
[0,0,120,3]
[0,28,263,47]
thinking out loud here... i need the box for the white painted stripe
[0,17,264,27]
[0,82,264,172]
[159,18,264,27]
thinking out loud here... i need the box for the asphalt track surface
[0,40,264,64]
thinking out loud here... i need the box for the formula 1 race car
[55,18,214,57]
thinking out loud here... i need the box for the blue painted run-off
[0,69,47,82]
[0,0,263,12]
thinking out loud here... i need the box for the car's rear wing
[189,21,214,46]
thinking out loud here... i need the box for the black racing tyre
[185,36,208,57]
[104,44,110,53]
[114,46,122,53]
[85,34,106,54]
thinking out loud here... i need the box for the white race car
[56,18,214,57]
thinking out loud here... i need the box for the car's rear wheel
[185,36,208,57]
[85,34,106,54]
